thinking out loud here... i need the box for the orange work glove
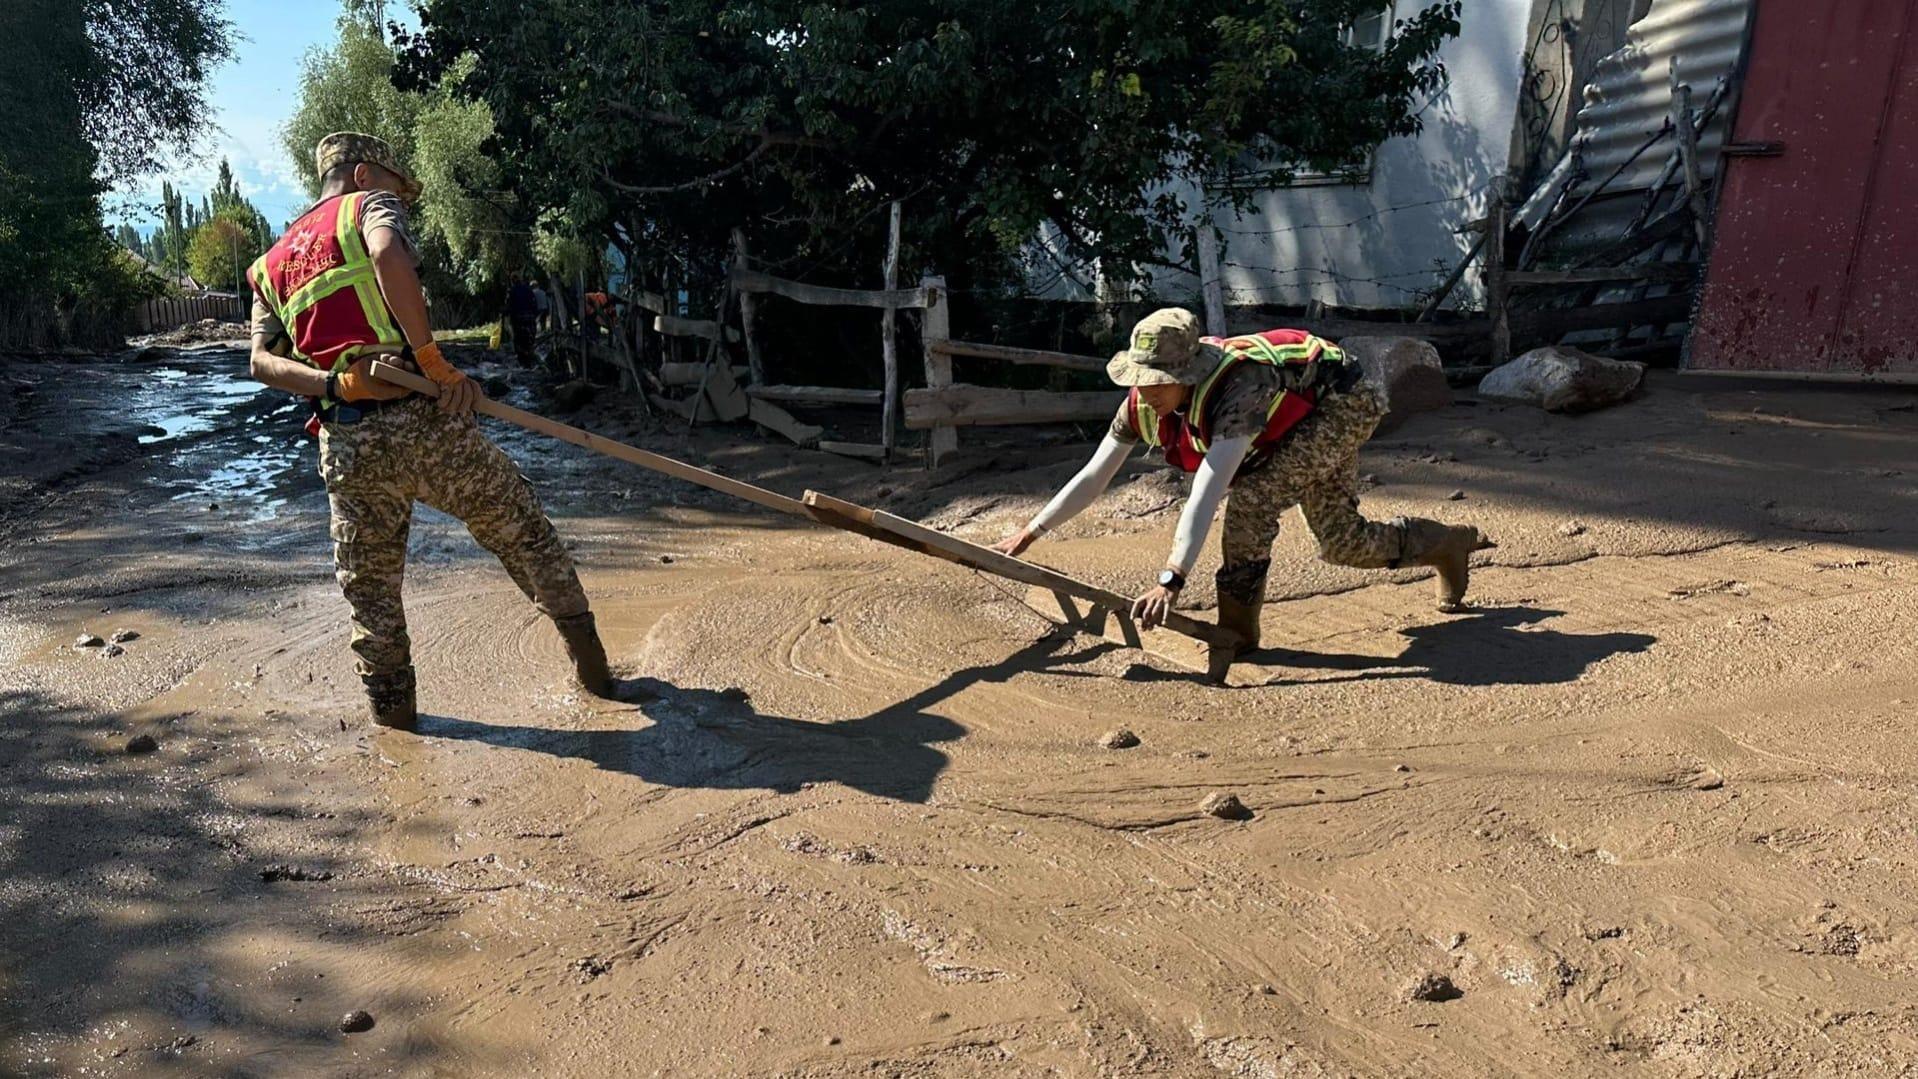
[335,355,412,402]
[411,340,481,416]
[413,340,463,387]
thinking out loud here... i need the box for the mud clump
[1200,792,1253,821]
[74,633,104,649]
[125,734,158,755]
[1098,728,1141,750]
[338,1010,375,1034]
[260,864,335,883]
[109,628,139,643]
[1402,971,1463,1002]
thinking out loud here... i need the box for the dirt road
[4,346,1917,1076]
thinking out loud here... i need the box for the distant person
[992,308,1491,661]
[507,277,539,367]
[244,132,612,730]
[532,283,550,333]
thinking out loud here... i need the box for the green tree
[0,0,229,344]
[396,0,1460,292]
[185,212,260,292]
[283,8,528,298]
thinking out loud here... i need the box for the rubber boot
[553,611,612,697]
[1399,518,1496,613]
[364,668,417,732]
[1215,582,1268,655]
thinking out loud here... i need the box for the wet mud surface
[4,347,1918,1076]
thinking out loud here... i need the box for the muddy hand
[435,374,484,417]
[991,529,1036,558]
[1130,585,1176,629]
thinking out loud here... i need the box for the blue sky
[113,1,408,233]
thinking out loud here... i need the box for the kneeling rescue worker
[246,133,611,729]
[993,308,1492,656]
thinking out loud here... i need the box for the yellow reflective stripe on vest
[1135,398,1164,447]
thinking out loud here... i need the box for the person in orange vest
[993,308,1491,657]
[246,132,612,730]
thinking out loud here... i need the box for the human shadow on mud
[1120,605,1655,687]
[1248,605,1656,687]
[420,635,1110,802]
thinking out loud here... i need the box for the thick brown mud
[4,349,1918,1076]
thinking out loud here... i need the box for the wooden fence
[134,293,247,334]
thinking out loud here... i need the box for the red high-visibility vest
[247,192,405,376]
[1125,329,1345,473]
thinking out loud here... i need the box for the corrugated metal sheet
[1548,0,1753,240]
[1689,0,1918,379]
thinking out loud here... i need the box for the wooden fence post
[732,229,765,386]
[880,201,902,460]
[1195,222,1226,336]
[1486,188,1511,369]
[920,274,955,467]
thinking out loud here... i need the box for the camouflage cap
[315,132,421,201]
[1106,307,1217,386]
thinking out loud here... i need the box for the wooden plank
[369,361,809,517]
[921,276,957,465]
[904,385,1119,429]
[728,266,930,310]
[881,200,902,459]
[800,491,1241,652]
[659,362,749,386]
[1670,66,1711,249]
[929,339,1106,373]
[817,440,888,461]
[1511,294,1694,337]
[746,397,824,447]
[1506,264,1696,286]
[1022,587,1238,682]
[732,231,765,385]
[1487,194,1511,368]
[697,348,752,423]
[1195,219,1226,336]
[654,314,741,343]
[748,384,885,406]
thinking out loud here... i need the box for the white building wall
[1152,0,1535,313]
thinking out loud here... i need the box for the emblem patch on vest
[281,225,342,294]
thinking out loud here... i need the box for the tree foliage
[283,10,526,297]
[0,0,230,344]
[397,0,1461,292]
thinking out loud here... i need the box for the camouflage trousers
[1217,383,1407,604]
[318,397,590,682]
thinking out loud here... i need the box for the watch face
[1159,570,1179,587]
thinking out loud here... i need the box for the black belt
[316,393,413,425]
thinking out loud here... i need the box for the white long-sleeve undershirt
[1026,433,1255,578]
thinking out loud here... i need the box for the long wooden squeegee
[372,361,1240,680]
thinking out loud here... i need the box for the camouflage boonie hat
[315,132,421,201]
[1106,307,1218,386]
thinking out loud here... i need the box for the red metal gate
[1689,0,1918,379]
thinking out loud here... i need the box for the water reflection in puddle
[129,360,315,522]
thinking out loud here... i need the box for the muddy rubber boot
[1399,518,1496,613]
[1215,583,1268,655]
[553,611,612,697]
[364,669,417,732]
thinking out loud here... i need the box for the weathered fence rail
[134,293,246,334]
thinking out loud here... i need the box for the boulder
[1476,346,1645,413]
[1339,336,1452,433]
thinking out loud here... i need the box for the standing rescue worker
[247,133,611,730]
[992,308,1491,657]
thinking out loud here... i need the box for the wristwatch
[323,370,340,404]
[1158,568,1186,591]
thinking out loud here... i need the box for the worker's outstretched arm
[990,434,1134,556]
[366,226,480,416]
[1131,435,1252,628]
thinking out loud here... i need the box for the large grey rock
[1340,336,1452,433]
[1477,346,1645,413]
